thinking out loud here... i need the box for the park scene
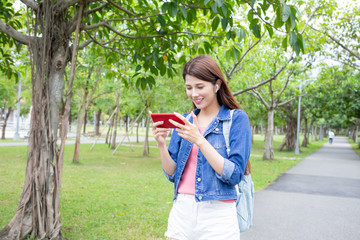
[0,0,360,239]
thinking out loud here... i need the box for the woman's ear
[215,80,221,92]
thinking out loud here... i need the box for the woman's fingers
[169,119,185,129]
[191,111,198,127]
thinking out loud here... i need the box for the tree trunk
[136,121,139,143]
[125,114,129,133]
[1,107,12,139]
[95,108,101,136]
[278,112,297,151]
[111,91,120,149]
[83,110,87,134]
[73,105,86,163]
[263,109,274,160]
[0,3,87,238]
[301,117,309,147]
[0,36,67,240]
[143,109,150,156]
[355,125,359,144]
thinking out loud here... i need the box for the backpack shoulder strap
[185,112,192,121]
[223,109,235,156]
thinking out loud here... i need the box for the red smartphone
[150,113,185,128]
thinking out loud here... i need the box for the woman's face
[185,75,219,110]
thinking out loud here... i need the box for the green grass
[348,138,360,158]
[0,135,326,239]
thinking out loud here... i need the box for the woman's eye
[197,87,203,89]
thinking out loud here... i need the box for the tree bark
[0,39,66,240]
[1,107,12,139]
[301,117,309,147]
[83,109,87,134]
[278,111,297,151]
[143,109,150,156]
[111,91,120,149]
[95,108,101,136]
[263,109,274,160]
[0,3,85,239]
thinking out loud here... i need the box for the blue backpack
[223,109,254,232]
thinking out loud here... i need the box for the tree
[0,1,304,238]
[0,74,16,139]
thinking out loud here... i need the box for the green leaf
[160,64,166,76]
[150,66,158,75]
[233,46,240,60]
[235,28,240,38]
[179,5,187,18]
[157,15,166,27]
[289,31,297,46]
[169,2,178,18]
[250,0,257,7]
[221,17,228,30]
[282,4,291,22]
[282,36,288,50]
[135,65,142,72]
[297,33,305,52]
[250,20,261,38]
[294,42,300,55]
[289,11,296,30]
[161,2,168,14]
[247,10,254,22]
[204,0,211,5]
[265,25,273,38]
[274,8,283,28]
[226,31,231,40]
[221,5,227,16]
[211,3,218,14]
[216,0,224,7]
[141,78,146,90]
[212,16,220,31]
[239,28,247,41]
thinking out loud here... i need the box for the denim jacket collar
[193,104,232,121]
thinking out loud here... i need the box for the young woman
[152,55,252,240]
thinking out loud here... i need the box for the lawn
[348,138,360,158]
[0,135,326,239]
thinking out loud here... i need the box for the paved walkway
[241,136,360,240]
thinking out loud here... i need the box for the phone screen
[150,113,185,128]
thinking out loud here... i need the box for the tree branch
[20,0,39,10]
[228,36,263,79]
[276,70,293,104]
[84,2,109,16]
[310,25,360,60]
[251,89,270,109]
[0,19,32,45]
[55,0,100,12]
[84,22,224,39]
[107,0,136,16]
[233,55,294,96]
[84,30,127,56]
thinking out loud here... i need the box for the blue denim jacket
[165,105,252,202]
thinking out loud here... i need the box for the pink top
[177,126,235,203]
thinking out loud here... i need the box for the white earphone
[216,84,219,92]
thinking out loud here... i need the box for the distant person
[328,130,335,144]
[151,55,252,239]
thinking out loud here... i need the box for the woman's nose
[192,89,198,97]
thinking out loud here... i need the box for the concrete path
[241,136,360,240]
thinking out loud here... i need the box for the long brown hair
[182,55,240,109]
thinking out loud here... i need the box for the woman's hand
[170,112,204,147]
[150,111,169,147]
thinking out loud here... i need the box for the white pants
[165,194,240,240]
